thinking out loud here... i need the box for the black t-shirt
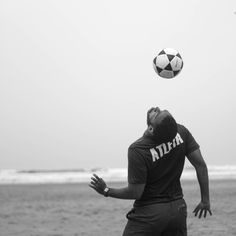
[128,124,199,206]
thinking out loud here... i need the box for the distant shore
[1,165,236,184]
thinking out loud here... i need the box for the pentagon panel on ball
[153,48,183,79]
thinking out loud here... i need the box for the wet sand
[0,180,236,236]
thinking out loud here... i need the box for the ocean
[0,165,236,184]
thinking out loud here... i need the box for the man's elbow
[197,160,207,169]
[195,162,208,174]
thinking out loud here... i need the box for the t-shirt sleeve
[127,147,147,184]
[184,127,200,156]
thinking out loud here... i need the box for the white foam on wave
[0,165,236,184]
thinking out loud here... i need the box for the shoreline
[0,178,235,186]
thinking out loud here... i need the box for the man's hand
[193,201,212,218]
[89,174,107,195]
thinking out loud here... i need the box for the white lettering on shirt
[149,133,184,162]
[156,145,163,157]
[150,148,159,162]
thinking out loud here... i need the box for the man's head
[146,107,177,142]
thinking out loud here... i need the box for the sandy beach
[0,180,236,236]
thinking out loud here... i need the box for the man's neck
[143,129,153,138]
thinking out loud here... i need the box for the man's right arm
[187,149,212,218]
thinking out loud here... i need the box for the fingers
[90,180,99,187]
[91,174,104,184]
[203,209,212,218]
[93,174,100,181]
[91,177,98,183]
[201,209,212,218]
[204,209,207,218]
[89,184,96,190]
[90,174,100,184]
[199,209,203,218]
[89,182,100,194]
[193,206,199,217]
[91,175,104,185]
[193,206,212,218]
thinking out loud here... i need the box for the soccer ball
[153,48,183,79]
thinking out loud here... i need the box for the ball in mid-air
[153,48,183,79]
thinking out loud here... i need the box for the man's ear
[148,125,154,134]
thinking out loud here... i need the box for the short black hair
[153,115,177,143]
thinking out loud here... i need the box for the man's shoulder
[129,135,156,152]
[129,137,145,149]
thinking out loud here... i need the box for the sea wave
[0,166,236,184]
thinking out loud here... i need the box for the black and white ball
[153,48,183,79]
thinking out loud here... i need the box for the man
[89,107,212,235]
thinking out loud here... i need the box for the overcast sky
[0,0,236,169]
